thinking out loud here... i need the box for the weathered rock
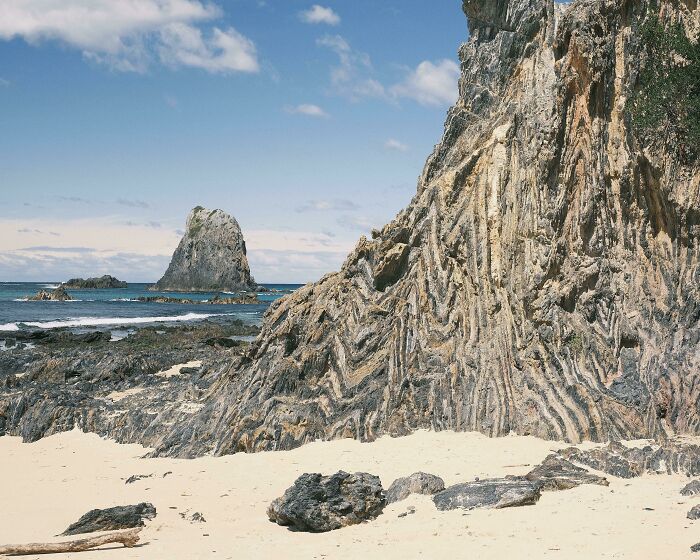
[432,478,541,511]
[27,286,72,301]
[559,441,700,479]
[692,543,700,553]
[62,276,127,289]
[267,471,386,532]
[682,480,700,496]
[688,505,700,521]
[386,472,445,504]
[61,503,156,536]
[154,207,256,293]
[524,455,609,491]
[151,0,700,458]
[0,320,259,446]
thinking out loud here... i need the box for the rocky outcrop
[27,286,72,301]
[433,478,541,511]
[150,0,700,458]
[0,320,259,443]
[524,455,608,491]
[62,276,127,289]
[62,504,156,536]
[386,472,445,504]
[267,471,386,532]
[682,480,700,496]
[136,294,258,305]
[558,441,700,478]
[154,207,256,293]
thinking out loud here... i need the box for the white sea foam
[41,284,60,289]
[1,313,227,331]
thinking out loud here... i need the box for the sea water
[0,282,301,332]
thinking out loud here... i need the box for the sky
[0,0,468,283]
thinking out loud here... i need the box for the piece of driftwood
[0,528,141,556]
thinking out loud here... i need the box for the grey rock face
[62,276,127,289]
[61,503,156,536]
[151,0,700,458]
[524,455,608,491]
[386,472,445,504]
[689,505,700,521]
[433,478,541,511]
[682,480,700,496]
[154,207,256,292]
[267,471,386,532]
[559,441,700,479]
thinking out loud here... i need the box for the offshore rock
[154,207,256,293]
[62,276,127,289]
[559,441,700,479]
[524,455,608,491]
[386,472,445,504]
[151,0,700,458]
[433,478,540,511]
[27,286,72,301]
[682,480,700,496]
[267,471,386,532]
[61,503,156,536]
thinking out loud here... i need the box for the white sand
[0,429,698,559]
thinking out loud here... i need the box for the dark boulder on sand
[61,503,156,535]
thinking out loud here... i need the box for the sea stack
[155,0,700,457]
[154,207,256,293]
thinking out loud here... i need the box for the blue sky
[0,1,467,283]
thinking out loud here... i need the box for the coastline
[0,429,697,559]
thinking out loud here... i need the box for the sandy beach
[1,429,698,559]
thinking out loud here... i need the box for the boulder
[681,480,700,496]
[689,505,700,521]
[432,478,541,511]
[267,471,386,532]
[524,455,609,491]
[386,472,445,504]
[61,503,156,536]
[692,543,700,553]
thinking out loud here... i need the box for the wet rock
[267,471,386,532]
[27,286,72,301]
[524,455,609,491]
[689,505,700,521]
[386,472,445,504]
[681,480,700,496]
[61,503,156,536]
[432,478,541,511]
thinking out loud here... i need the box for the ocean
[0,282,302,332]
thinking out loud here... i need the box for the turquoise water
[0,282,302,332]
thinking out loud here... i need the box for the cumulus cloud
[0,0,259,74]
[285,103,329,118]
[391,59,460,107]
[317,34,386,101]
[384,138,409,152]
[299,5,340,26]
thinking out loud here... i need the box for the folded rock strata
[147,0,700,458]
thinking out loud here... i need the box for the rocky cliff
[154,207,257,293]
[155,0,698,456]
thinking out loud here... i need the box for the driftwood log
[0,528,141,556]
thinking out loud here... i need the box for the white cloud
[295,199,360,212]
[0,0,259,74]
[391,59,460,107]
[299,5,340,26]
[384,139,409,152]
[285,104,330,118]
[317,34,387,101]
